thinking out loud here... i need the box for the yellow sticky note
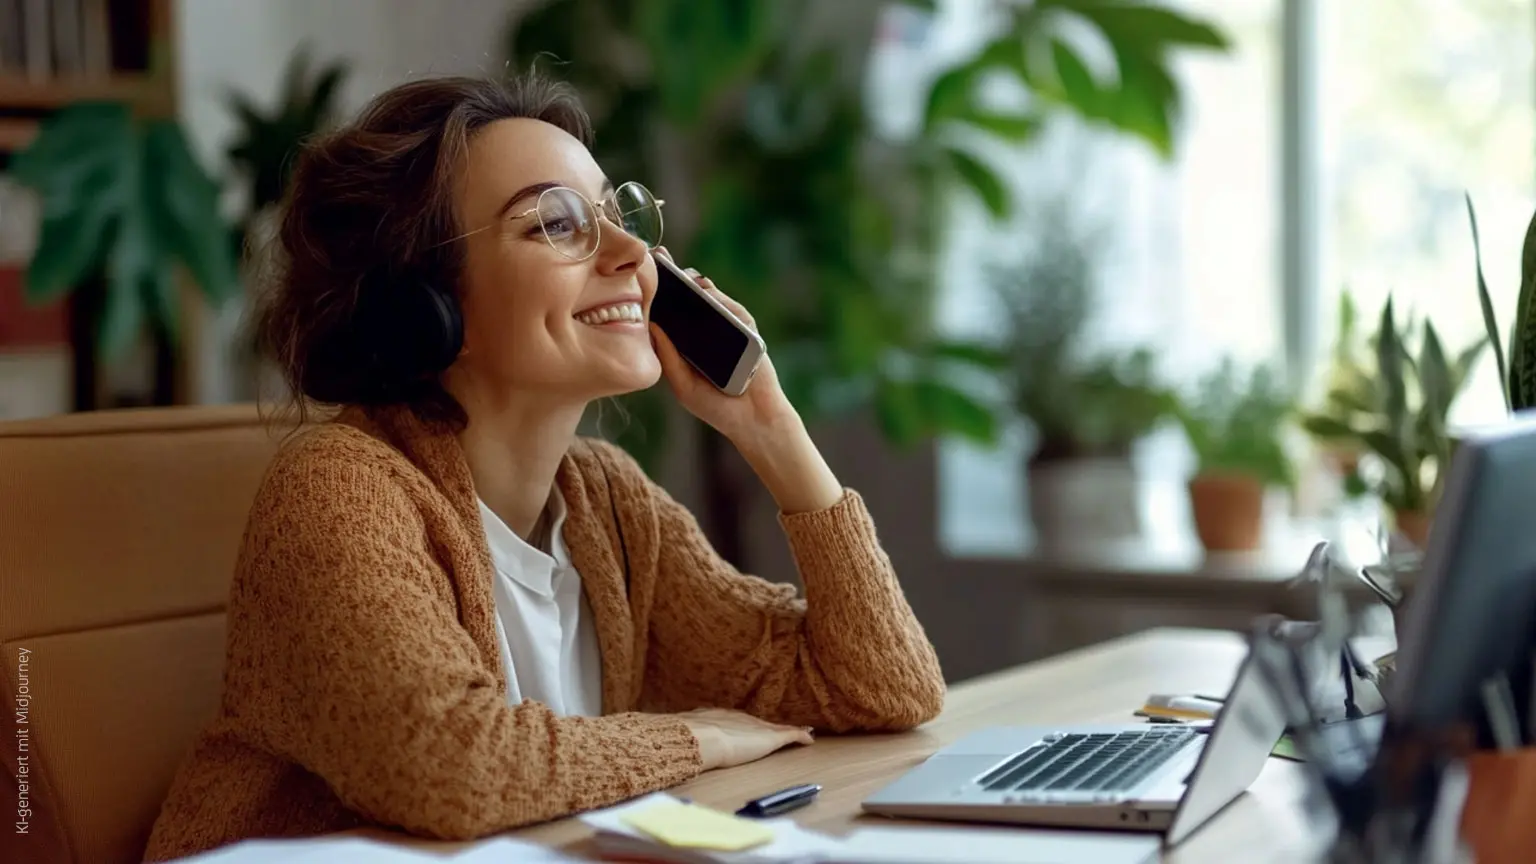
[621,801,775,851]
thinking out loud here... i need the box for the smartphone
[649,252,766,396]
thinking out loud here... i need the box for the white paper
[171,837,430,863]
[171,834,579,863]
[579,792,843,863]
[447,836,582,861]
[829,825,1161,864]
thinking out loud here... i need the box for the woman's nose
[596,218,648,275]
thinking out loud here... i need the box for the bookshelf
[0,0,177,131]
[0,72,164,108]
[0,0,184,417]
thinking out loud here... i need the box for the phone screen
[650,261,750,389]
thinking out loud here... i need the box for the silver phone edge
[720,329,766,396]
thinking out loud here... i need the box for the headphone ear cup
[417,282,464,373]
[354,280,463,386]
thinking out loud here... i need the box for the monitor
[1390,411,1536,735]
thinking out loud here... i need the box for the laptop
[862,642,1285,847]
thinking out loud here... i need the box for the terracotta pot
[1393,508,1433,548]
[1459,748,1536,864]
[1187,473,1265,552]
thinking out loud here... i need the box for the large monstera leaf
[12,101,239,357]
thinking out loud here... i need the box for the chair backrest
[0,405,289,864]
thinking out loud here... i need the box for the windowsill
[939,421,1389,594]
[944,473,1385,595]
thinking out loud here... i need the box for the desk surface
[367,627,1328,861]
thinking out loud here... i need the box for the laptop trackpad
[864,754,1003,805]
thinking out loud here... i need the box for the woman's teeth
[575,302,643,326]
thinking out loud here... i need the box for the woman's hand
[648,248,795,443]
[647,249,845,514]
[680,708,814,771]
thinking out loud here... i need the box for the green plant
[988,205,1173,462]
[925,0,1229,161]
[1304,290,1376,495]
[509,0,1226,450]
[11,102,240,379]
[224,45,349,254]
[1028,350,1173,462]
[1466,194,1536,412]
[1311,291,1369,430]
[1177,358,1295,488]
[1301,298,1484,514]
[506,0,1227,561]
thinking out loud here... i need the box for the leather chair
[0,405,290,864]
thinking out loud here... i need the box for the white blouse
[478,490,603,716]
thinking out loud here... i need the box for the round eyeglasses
[527,181,664,260]
[446,180,664,261]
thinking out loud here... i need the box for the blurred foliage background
[505,0,1227,562]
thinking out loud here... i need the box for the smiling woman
[445,117,669,427]
[139,71,947,863]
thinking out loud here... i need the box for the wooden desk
[366,627,1328,861]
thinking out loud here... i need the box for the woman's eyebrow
[497,181,562,218]
[497,179,616,218]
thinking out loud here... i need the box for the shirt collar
[477,488,571,596]
[546,488,571,566]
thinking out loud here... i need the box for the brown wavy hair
[252,72,592,429]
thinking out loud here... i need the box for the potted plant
[1301,298,1484,546]
[1176,358,1294,553]
[1020,349,1174,552]
[10,102,241,409]
[989,205,1175,552]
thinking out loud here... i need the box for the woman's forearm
[609,429,946,730]
[734,422,947,727]
[733,416,844,515]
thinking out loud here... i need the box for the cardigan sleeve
[601,443,947,732]
[233,451,702,841]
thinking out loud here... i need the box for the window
[931,0,1536,556]
[1172,0,1283,372]
[1319,0,1534,429]
[920,0,1286,554]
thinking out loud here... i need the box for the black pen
[735,783,821,818]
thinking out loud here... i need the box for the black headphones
[369,278,464,381]
[317,275,464,405]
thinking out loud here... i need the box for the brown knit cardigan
[141,406,945,862]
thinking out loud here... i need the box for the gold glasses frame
[440,180,665,261]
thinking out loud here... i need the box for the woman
[143,72,944,862]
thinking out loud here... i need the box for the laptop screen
[1163,647,1287,847]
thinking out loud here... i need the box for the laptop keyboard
[975,729,1196,794]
